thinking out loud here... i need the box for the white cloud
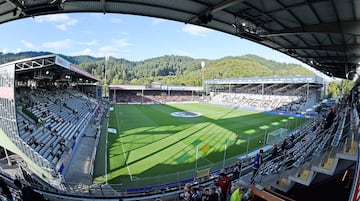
[182,24,212,37]
[112,38,133,47]
[171,49,189,56]
[56,19,78,31]
[95,45,133,58]
[35,14,68,23]
[151,18,166,25]
[2,48,8,54]
[1,48,21,54]
[78,40,99,46]
[42,39,73,49]
[97,46,121,57]
[74,48,93,56]
[34,14,78,31]
[20,40,35,48]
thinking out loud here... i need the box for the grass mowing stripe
[169,134,214,164]
[127,122,209,165]
[127,123,215,175]
[113,104,133,179]
[102,103,308,186]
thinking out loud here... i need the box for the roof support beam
[302,55,360,64]
[100,0,105,14]
[262,0,329,16]
[273,0,317,56]
[211,0,240,14]
[265,21,360,37]
[7,0,24,9]
[186,0,244,23]
[281,44,360,53]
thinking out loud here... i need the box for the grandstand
[108,84,203,104]
[206,76,322,117]
[242,90,358,200]
[0,55,109,199]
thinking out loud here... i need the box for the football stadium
[0,1,359,201]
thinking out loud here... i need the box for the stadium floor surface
[93,103,308,187]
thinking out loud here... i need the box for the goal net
[267,128,288,145]
[196,168,210,179]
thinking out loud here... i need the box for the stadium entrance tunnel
[171,111,201,118]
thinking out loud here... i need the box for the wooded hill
[0,51,314,86]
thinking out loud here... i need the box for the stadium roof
[109,84,203,91]
[0,0,359,79]
[206,75,324,85]
[8,54,100,82]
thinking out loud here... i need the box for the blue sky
[0,13,330,78]
[0,13,298,61]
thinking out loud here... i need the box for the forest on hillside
[0,51,314,86]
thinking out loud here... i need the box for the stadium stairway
[255,138,357,194]
[240,104,358,194]
[273,146,355,193]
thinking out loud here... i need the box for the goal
[266,128,288,145]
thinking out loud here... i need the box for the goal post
[266,128,288,145]
[196,168,210,179]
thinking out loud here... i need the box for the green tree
[1,51,316,87]
[326,81,341,98]
[339,79,354,95]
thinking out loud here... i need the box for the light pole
[104,56,109,98]
[201,61,205,96]
[103,63,106,98]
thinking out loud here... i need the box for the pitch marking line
[114,106,134,181]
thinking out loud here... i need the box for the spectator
[0,177,13,201]
[284,139,294,150]
[280,140,287,152]
[180,183,192,201]
[230,183,244,201]
[191,187,202,201]
[217,170,231,201]
[284,152,296,169]
[201,187,217,201]
[232,162,241,180]
[210,187,220,201]
[270,144,279,160]
[13,179,45,201]
[251,149,263,182]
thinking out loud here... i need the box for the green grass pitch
[93,103,308,187]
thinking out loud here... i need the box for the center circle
[171,111,201,118]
